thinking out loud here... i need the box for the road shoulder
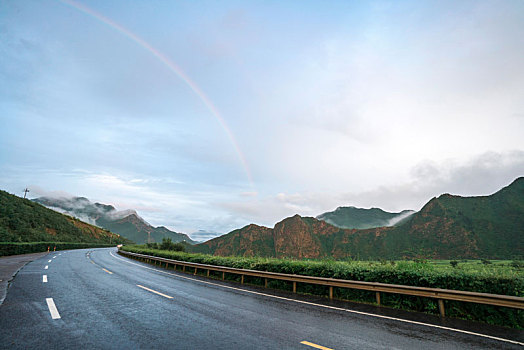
[0,252,49,305]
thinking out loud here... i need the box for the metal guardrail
[118,249,524,317]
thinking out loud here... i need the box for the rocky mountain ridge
[192,178,524,259]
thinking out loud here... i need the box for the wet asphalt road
[0,248,522,349]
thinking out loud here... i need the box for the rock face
[33,196,195,245]
[193,178,524,260]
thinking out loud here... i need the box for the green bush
[121,245,523,329]
[159,238,185,252]
[0,242,116,256]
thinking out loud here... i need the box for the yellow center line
[300,341,333,350]
[136,284,174,299]
[102,268,113,275]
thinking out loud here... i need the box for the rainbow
[58,0,254,187]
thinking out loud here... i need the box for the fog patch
[386,211,415,226]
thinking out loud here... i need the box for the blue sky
[1,0,523,240]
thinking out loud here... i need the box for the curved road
[0,248,522,349]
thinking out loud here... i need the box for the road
[0,251,48,305]
[0,248,522,349]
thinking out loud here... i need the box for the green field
[340,259,522,278]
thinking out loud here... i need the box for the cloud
[28,185,75,199]
[189,230,223,242]
[217,151,524,228]
[386,211,415,227]
[240,191,258,197]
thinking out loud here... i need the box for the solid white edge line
[44,265,48,270]
[46,298,61,319]
[136,284,173,299]
[43,275,48,283]
[109,251,523,346]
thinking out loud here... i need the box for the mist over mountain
[316,207,415,229]
[0,190,130,245]
[191,178,524,259]
[33,196,195,245]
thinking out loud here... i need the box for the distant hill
[33,196,195,245]
[0,190,129,244]
[192,178,524,260]
[317,206,415,229]
[190,230,223,243]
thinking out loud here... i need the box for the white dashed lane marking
[46,298,61,319]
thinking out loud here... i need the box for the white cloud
[217,151,524,228]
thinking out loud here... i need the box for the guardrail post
[438,299,445,317]
[329,286,333,299]
[222,272,225,280]
[207,269,210,277]
[194,268,198,275]
[241,275,244,284]
[264,278,268,288]
[183,265,186,273]
[174,264,177,270]
[293,281,296,293]
[376,292,381,306]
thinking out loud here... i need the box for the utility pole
[23,188,30,199]
[147,232,151,244]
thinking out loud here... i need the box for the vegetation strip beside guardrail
[0,242,117,257]
[118,249,524,317]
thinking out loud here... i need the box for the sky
[1,0,523,241]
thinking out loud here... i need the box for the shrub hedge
[121,245,523,328]
[0,242,116,257]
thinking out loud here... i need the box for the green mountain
[192,178,524,259]
[0,190,129,244]
[317,206,415,229]
[33,196,195,244]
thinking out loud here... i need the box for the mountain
[0,190,129,244]
[33,196,195,244]
[190,230,223,243]
[317,206,415,229]
[192,178,524,259]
